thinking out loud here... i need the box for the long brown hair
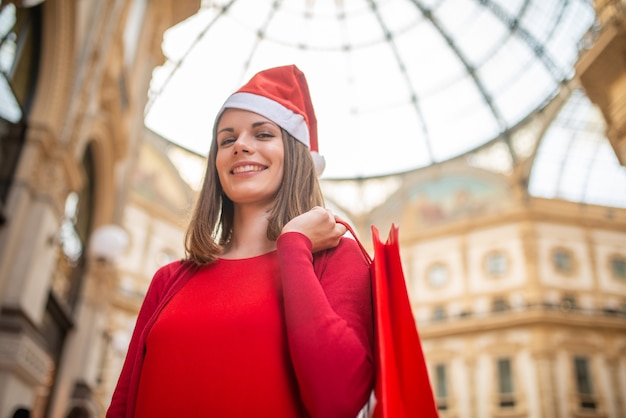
[184,129,324,265]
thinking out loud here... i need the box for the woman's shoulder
[153,258,193,276]
[149,259,198,292]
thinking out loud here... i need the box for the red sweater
[107,232,374,418]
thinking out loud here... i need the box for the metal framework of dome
[144,0,626,207]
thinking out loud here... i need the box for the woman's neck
[221,204,276,259]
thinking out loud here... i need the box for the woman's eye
[219,137,235,146]
[256,131,275,139]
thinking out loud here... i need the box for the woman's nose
[233,133,253,155]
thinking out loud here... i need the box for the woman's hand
[281,206,347,253]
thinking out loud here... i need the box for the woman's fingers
[282,207,347,252]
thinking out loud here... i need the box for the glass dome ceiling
[529,89,626,208]
[145,0,596,179]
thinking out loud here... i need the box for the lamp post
[88,224,129,263]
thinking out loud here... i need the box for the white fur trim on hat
[220,92,311,148]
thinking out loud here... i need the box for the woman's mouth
[231,164,267,174]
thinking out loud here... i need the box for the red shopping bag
[342,221,439,418]
[370,225,439,418]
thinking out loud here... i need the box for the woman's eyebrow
[252,121,278,128]
[217,127,234,134]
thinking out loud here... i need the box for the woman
[107,65,374,417]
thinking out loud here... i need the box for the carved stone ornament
[31,156,69,215]
[0,332,53,386]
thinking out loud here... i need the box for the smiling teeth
[233,165,265,174]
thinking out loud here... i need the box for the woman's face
[215,108,285,208]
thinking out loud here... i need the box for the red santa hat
[216,64,325,176]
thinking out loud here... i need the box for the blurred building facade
[0,0,199,416]
[0,1,624,418]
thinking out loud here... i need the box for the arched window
[0,2,41,224]
[433,363,449,411]
[496,357,516,408]
[574,356,596,411]
[51,146,95,312]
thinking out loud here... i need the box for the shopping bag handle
[337,219,372,264]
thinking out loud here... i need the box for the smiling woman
[215,109,285,210]
[107,65,374,418]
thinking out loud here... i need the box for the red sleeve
[277,232,374,418]
[106,262,180,418]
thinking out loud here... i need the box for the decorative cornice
[419,305,626,339]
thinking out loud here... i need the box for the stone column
[531,347,559,418]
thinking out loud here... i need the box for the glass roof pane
[329,105,433,178]
[558,133,598,201]
[478,34,537,95]
[421,75,500,160]
[265,9,315,44]
[520,0,564,44]
[341,2,389,46]
[544,3,596,72]
[585,146,626,205]
[435,0,482,34]
[495,0,526,17]
[397,22,467,95]
[227,1,276,29]
[529,90,626,208]
[348,45,407,108]
[420,0,445,9]
[493,59,556,124]
[437,74,487,116]
[448,5,510,66]
[146,0,597,179]
[376,0,424,32]
[429,105,502,161]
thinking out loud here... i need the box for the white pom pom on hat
[310,150,326,177]
[216,64,325,176]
